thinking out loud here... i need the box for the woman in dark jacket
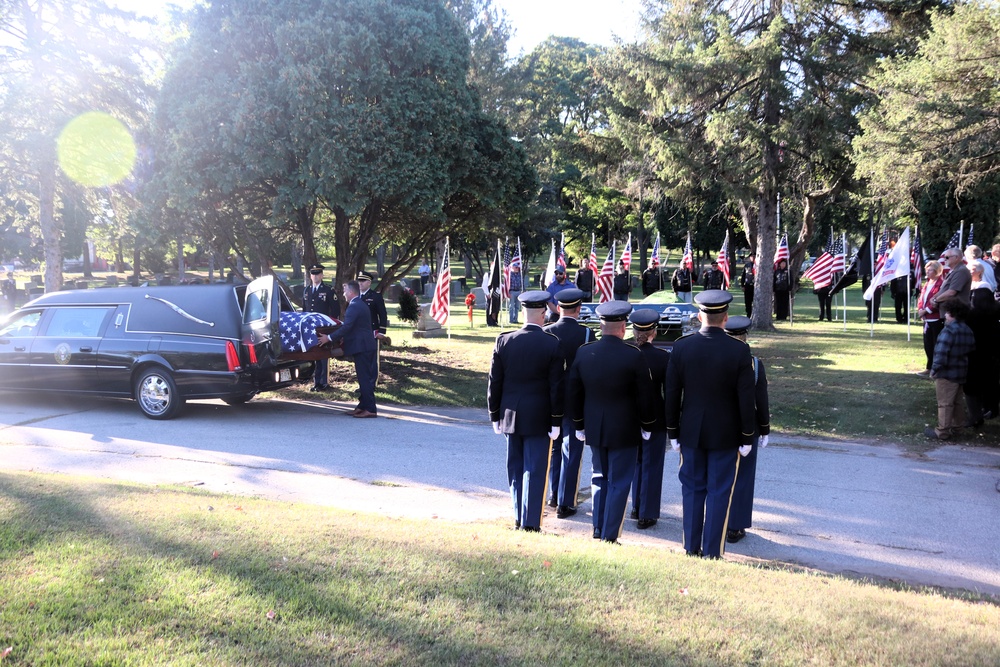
[964,260,1000,425]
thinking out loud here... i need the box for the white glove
[548,426,560,440]
[575,430,586,443]
[492,422,502,435]
[759,435,769,448]
[739,444,752,457]
[641,429,651,441]
[670,439,680,452]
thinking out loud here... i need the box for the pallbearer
[722,316,771,543]
[543,288,592,519]
[628,309,671,529]
[487,291,564,532]
[568,301,656,543]
[664,290,756,558]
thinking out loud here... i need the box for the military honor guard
[357,271,389,378]
[722,316,770,543]
[628,309,671,529]
[568,301,656,543]
[487,291,565,532]
[302,263,340,392]
[543,288,593,519]
[664,290,756,558]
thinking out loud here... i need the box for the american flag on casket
[279,311,339,352]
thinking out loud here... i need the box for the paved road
[1,393,998,597]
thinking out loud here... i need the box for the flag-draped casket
[278,311,345,361]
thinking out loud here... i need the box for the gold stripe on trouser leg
[573,461,583,507]
[717,454,741,557]
[374,339,380,384]
[534,436,555,528]
[678,450,685,550]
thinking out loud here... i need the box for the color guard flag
[543,239,557,287]
[681,233,693,270]
[911,227,924,287]
[597,242,616,304]
[864,227,910,301]
[716,231,730,288]
[621,234,632,273]
[773,233,789,268]
[557,233,567,270]
[802,231,836,289]
[589,234,598,277]
[874,228,889,274]
[651,232,661,269]
[501,238,511,300]
[430,240,451,325]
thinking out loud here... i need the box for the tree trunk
[38,155,62,293]
[177,235,186,281]
[83,240,93,278]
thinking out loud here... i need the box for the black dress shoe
[592,528,602,539]
[629,509,639,520]
[637,519,657,530]
[514,520,520,529]
[309,385,328,392]
[685,549,702,557]
[556,505,577,519]
[522,525,540,533]
[547,498,558,509]
[726,529,746,543]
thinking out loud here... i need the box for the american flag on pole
[681,233,693,270]
[833,233,846,274]
[773,233,789,268]
[802,230,836,289]
[430,239,450,325]
[874,228,889,274]
[557,233,567,270]
[716,231,730,288]
[651,232,661,269]
[501,238,512,300]
[911,226,924,286]
[940,229,961,257]
[621,234,632,273]
[967,223,975,248]
[597,242,615,304]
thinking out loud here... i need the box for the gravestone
[413,303,446,338]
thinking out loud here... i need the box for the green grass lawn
[1,472,997,667]
[289,283,997,451]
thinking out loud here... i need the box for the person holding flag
[642,260,662,297]
[576,257,595,301]
[802,231,838,321]
[671,234,694,303]
[614,237,633,301]
[773,233,791,321]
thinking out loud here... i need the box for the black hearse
[0,276,319,419]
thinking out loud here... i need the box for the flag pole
[869,225,875,338]
[905,226,912,343]
[842,232,848,330]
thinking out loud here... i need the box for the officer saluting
[543,288,592,519]
[568,301,656,543]
[488,290,564,532]
[664,290,756,558]
[302,263,340,392]
[628,309,671,530]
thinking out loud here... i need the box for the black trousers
[815,287,832,321]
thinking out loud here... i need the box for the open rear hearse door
[242,275,282,363]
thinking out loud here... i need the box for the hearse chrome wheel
[134,367,183,420]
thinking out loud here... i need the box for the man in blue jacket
[322,280,379,418]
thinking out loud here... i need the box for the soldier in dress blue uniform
[357,271,389,383]
[302,263,340,392]
[543,288,593,519]
[568,301,657,543]
[628,309,671,530]
[664,290,756,558]
[722,316,770,543]
[487,291,564,532]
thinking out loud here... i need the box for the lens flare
[57,112,137,187]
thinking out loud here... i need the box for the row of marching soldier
[487,288,770,557]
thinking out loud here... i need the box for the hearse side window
[45,307,114,337]
[244,290,268,322]
[0,310,42,338]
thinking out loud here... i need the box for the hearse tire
[134,367,184,420]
